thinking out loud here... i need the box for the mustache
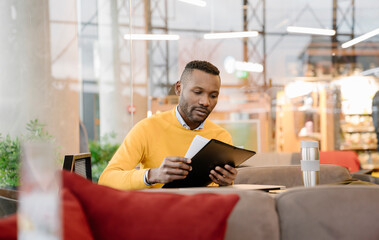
[192,106,210,114]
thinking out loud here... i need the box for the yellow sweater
[98,109,233,190]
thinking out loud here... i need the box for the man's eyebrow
[191,86,204,90]
[192,87,219,93]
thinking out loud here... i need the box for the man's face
[175,69,221,129]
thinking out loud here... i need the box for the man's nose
[199,95,210,106]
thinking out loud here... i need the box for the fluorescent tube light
[341,28,379,48]
[286,26,336,36]
[124,34,180,41]
[204,31,259,39]
[235,61,263,73]
[224,56,263,73]
[178,0,206,7]
[361,67,379,76]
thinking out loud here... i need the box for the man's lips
[193,108,208,116]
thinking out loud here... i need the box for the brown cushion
[276,185,379,240]
[235,164,351,188]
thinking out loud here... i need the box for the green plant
[0,119,55,187]
[25,119,53,141]
[0,134,21,187]
[89,132,119,183]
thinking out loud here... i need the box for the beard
[179,100,211,125]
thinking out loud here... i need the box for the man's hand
[209,164,237,186]
[148,157,192,184]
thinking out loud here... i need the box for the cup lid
[301,140,319,148]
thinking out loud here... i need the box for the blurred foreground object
[18,142,62,240]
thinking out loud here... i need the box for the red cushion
[0,214,16,240]
[320,151,360,173]
[0,189,94,240]
[62,171,240,240]
[61,189,94,240]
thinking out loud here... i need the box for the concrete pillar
[97,0,130,143]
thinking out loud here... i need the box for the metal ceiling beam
[243,0,267,89]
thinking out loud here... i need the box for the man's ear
[175,81,181,96]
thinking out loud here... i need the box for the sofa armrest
[276,185,379,240]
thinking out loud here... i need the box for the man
[99,60,237,190]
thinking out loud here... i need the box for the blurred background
[1,0,379,183]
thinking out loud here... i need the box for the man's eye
[194,91,201,94]
[211,95,218,99]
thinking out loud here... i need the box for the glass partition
[1,0,379,186]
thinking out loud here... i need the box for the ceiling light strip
[204,31,259,39]
[341,28,379,48]
[286,26,336,36]
[125,34,180,41]
[178,0,206,7]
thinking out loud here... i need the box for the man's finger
[215,166,231,178]
[209,174,220,184]
[214,166,237,182]
[165,168,190,176]
[211,172,230,185]
[163,161,192,171]
[163,174,188,183]
[166,157,191,164]
[210,170,226,182]
[224,164,237,174]
[211,169,233,185]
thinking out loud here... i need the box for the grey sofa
[2,180,379,240]
[240,152,301,167]
[150,163,377,240]
[276,185,379,240]
[235,164,352,188]
[155,184,379,240]
[239,152,379,186]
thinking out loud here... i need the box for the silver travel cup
[300,140,320,187]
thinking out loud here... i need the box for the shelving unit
[336,76,379,167]
[340,112,378,166]
[340,114,376,150]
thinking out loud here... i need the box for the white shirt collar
[175,106,205,130]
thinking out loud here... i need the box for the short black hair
[179,60,220,83]
[183,60,220,75]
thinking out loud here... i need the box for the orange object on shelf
[320,151,360,173]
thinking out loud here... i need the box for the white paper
[185,135,210,159]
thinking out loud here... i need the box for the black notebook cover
[162,139,256,188]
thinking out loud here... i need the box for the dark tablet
[162,139,256,188]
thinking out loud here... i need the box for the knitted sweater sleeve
[98,122,149,190]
